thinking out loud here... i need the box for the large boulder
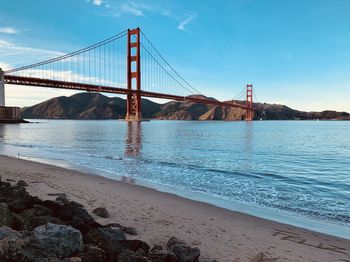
[32,223,83,258]
[0,204,13,227]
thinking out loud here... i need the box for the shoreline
[0,155,349,261]
[11,153,350,240]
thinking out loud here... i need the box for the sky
[0,0,350,112]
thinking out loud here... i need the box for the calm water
[0,120,349,237]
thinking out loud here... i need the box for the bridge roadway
[4,75,247,110]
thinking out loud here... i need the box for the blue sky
[0,0,350,112]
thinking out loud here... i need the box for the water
[0,120,349,238]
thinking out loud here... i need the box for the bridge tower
[126,28,142,121]
[0,68,5,106]
[246,84,253,121]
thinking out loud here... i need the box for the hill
[21,93,350,120]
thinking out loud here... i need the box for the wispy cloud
[0,38,65,70]
[0,27,18,34]
[0,61,11,71]
[90,0,103,6]
[177,13,197,32]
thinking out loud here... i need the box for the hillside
[21,93,350,120]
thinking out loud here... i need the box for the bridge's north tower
[0,68,5,106]
[246,84,253,121]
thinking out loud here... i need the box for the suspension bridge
[0,28,254,121]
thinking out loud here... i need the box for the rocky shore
[0,176,200,261]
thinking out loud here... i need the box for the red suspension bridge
[0,28,254,121]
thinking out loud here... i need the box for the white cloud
[0,38,65,68]
[0,27,18,34]
[0,61,11,71]
[177,13,197,32]
[119,3,145,16]
[92,0,103,6]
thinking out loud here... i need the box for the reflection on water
[125,121,142,158]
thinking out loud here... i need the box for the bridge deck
[4,75,247,110]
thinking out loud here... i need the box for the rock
[78,244,107,262]
[93,207,109,218]
[105,223,137,235]
[123,226,138,235]
[119,240,150,255]
[70,205,93,224]
[167,236,200,262]
[0,203,13,227]
[17,180,28,187]
[151,244,163,252]
[85,227,126,245]
[32,223,83,258]
[71,201,84,208]
[166,237,187,249]
[0,226,19,240]
[170,245,200,262]
[149,250,178,262]
[6,178,16,182]
[118,249,149,262]
[42,200,73,220]
[8,199,27,213]
[85,227,127,261]
[56,195,70,204]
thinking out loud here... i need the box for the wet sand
[0,155,349,262]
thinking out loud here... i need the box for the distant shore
[0,155,349,261]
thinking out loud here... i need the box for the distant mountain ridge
[21,93,350,121]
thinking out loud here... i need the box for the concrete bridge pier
[0,68,5,107]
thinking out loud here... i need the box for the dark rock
[32,223,83,258]
[0,226,19,240]
[123,226,138,235]
[151,244,163,252]
[71,201,84,208]
[78,244,107,262]
[85,226,126,245]
[56,195,70,204]
[167,236,200,262]
[0,203,14,227]
[170,245,200,262]
[17,180,28,187]
[8,199,27,213]
[42,200,73,220]
[118,249,149,262]
[166,237,187,249]
[6,178,16,182]
[104,223,138,235]
[93,207,109,218]
[149,250,178,262]
[119,239,150,255]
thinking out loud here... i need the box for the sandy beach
[0,155,349,262]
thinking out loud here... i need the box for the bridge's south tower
[126,28,142,121]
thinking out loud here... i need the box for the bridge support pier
[0,68,5,107]
[125,28,142,121]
